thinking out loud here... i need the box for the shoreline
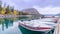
[0,14,20,18]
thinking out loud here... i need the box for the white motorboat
[19,18,57,34]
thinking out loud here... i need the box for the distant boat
[19,18,57,34]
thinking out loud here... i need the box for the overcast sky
[1,0,60,14]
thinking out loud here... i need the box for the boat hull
[18,25,54,34]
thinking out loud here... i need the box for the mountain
[21,8,44,17]
[44,13,60,16]
[55,13,60,16]
[44,14,56,16]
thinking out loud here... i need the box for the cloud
[23,0,31,2]
[33,6,60,14]
[1,0,60,11]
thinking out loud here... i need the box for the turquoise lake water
[0,17,54,34]
[0,17,22,34]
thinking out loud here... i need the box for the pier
[54,18,60,34]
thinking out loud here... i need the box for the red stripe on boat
[19,22,51,30]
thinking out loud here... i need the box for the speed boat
[19,18,57,34]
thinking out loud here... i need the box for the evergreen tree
[0,5,2,11]
[5,5,9,14]
[0,1,2,13]
[11,6,14,12]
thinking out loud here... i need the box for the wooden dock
[54,18,60,34]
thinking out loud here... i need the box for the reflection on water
[4,18,13,31]
[0,17,23,34]
[0,18,17,31]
